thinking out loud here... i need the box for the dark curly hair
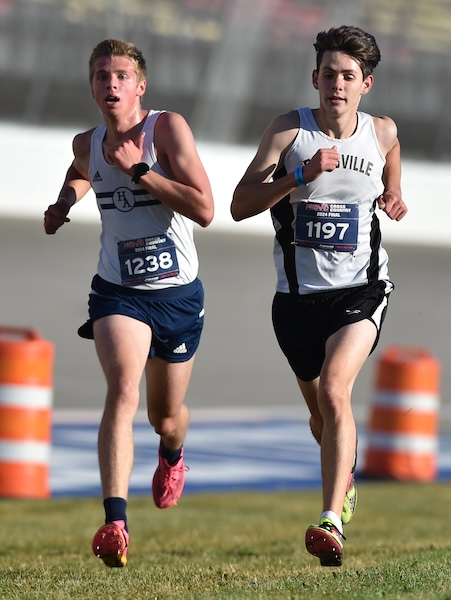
[314,26,381,79]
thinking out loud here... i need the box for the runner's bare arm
[106,113,214,227]
[44,132,92,234]
[231,112,300,221]
[373,118,407,221]
[231,111,341,221]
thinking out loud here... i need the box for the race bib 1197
[295,201,359,252]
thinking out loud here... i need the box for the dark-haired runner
[231,25,407,566]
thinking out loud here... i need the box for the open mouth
[105,95,119,104]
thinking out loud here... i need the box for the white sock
[320,510,343,534]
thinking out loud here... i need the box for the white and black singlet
[271,107,393,295]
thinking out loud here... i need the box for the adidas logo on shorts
[173,343,188,354]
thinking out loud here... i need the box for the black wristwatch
[131,162,150,184]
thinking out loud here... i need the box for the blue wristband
[293,166,306,186]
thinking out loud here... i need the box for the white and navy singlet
[88,110,199,290]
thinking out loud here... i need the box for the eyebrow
[321,66,359,76]
[95,68,131,76]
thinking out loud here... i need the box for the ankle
[321,510,343,534]
[159,441,182,466]
[103,497,128,531]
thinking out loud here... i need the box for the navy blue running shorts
[78,275,204,362]
[272,280,390,382]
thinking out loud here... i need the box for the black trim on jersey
[367,199,382,282]
[96,189,161,209]
[99,200,162,209]
[96,189,149,198]
[270,165,299,294]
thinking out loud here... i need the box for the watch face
[136,162,150,175]
[132,162,150,184]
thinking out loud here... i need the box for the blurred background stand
[2,0,451,158]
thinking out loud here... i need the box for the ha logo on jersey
[112,187,135,212]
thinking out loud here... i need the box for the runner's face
[312,51,373,117]
[91,56,146,114]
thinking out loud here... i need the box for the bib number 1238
[118,234,179,285]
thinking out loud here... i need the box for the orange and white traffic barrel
[0,326,54,498]
[363,346,440,481]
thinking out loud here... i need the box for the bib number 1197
[295,202,359,252]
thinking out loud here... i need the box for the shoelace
[320,521,346,541]
[161,462,189,482]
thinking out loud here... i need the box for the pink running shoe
[92,520,129,567]
[152,448,188,509]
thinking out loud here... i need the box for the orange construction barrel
[363,346,440,481]
[0,326,54,498]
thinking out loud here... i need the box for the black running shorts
[272,280,390,381]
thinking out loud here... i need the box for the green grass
[1,482,451,599]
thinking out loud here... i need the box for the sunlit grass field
[1,482,451,599]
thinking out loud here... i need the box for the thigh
[145,356,195,420]
[321,319,377,391]
[93,314,152,386]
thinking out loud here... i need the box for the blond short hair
[89,38,147,84]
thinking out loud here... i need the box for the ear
[361,74,374,96]
[312,69,319,90]
[137,79,147,97]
